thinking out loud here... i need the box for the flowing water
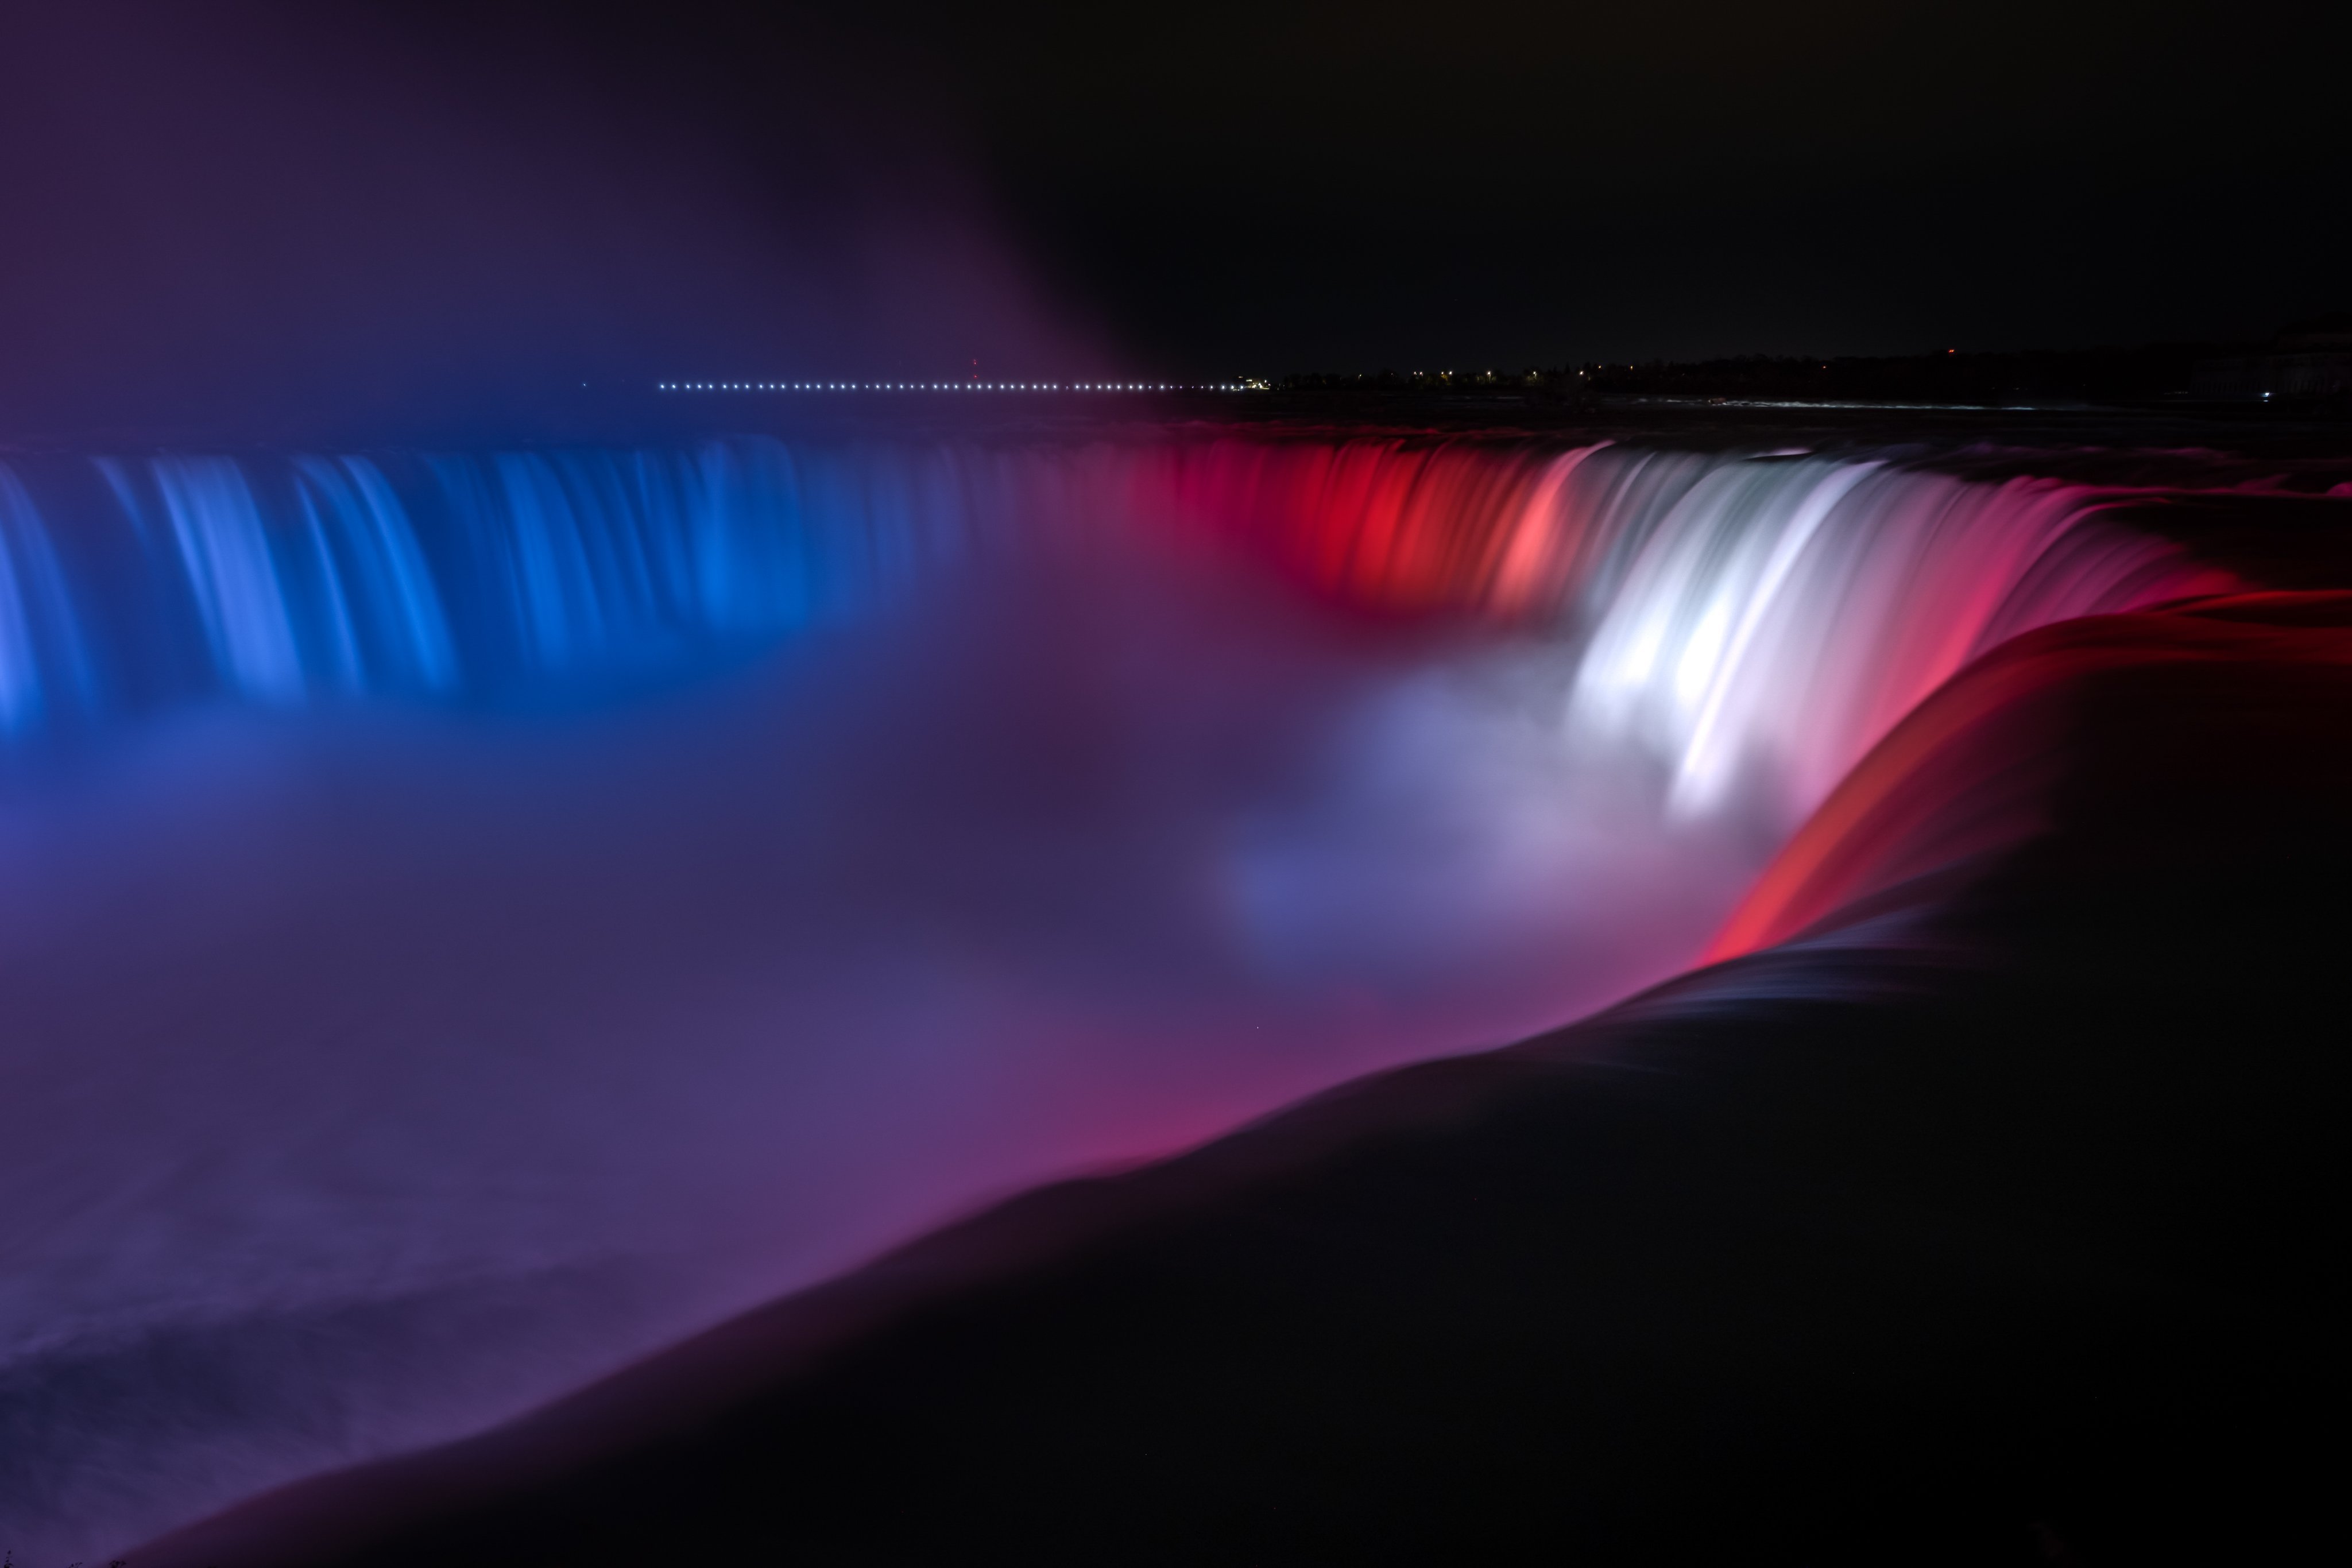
[0,432,2216,1558]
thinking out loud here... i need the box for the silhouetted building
[2194,315,2352,401]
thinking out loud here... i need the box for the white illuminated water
[0,435,2213,1559]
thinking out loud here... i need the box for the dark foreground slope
[145,595,2352,1567]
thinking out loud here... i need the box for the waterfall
[0,434,2221,1561]
[0,439,2209,830]
[1141,438,2215,825]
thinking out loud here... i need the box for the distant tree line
[1268,320,2351,409]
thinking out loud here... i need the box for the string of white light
[653,382,1260,392]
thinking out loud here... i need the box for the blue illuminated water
[0,441,1022,732]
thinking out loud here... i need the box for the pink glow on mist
[0,433,2232,1560]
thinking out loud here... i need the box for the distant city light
[656,380,1260,394]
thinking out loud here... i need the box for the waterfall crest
[0,438,2215,834]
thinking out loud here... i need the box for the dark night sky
[0,1,2343,434]
[879,0,2351,370]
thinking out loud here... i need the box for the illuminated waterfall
[0,439,2208,828]
[0,434,2221,1561]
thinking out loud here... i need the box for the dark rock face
[141,594,2352,1568]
